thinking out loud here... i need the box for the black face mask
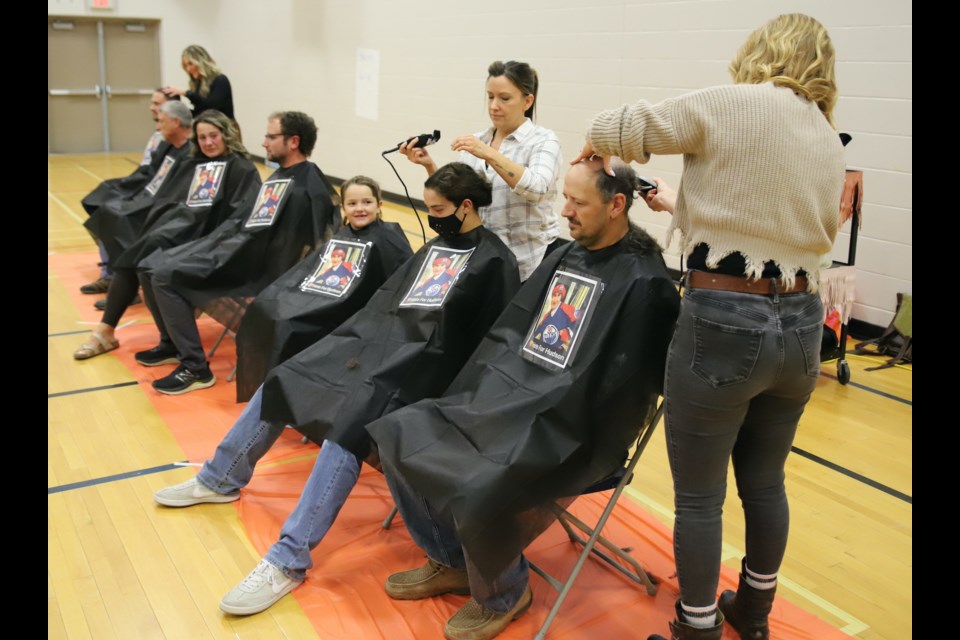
[428,204,464,240]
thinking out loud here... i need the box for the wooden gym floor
[48,152,911,639]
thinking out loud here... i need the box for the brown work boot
[80,277,111,294]
[385,558,470,600]
[443,585,533,640]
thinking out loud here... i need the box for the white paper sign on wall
[356,48,379,121]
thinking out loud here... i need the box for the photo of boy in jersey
[185,161,226,207]
[522,271,599,370]
[301,239,368,298]
[400,247,473,309]
[246,179,291,228]
[145,155,177,196]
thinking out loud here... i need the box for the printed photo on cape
[140,132,161,165]
[522,270,601,370]
[185,161,227,207]
[399,246,474,309]
[144,155,176,195]
[300,239,368,297]
[245,179,292,228]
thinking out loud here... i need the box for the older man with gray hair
[80,89,177,296]
[83,101,193,276]
[83,100,196,300]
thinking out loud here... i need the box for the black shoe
[152,364,216,395]
[93,293,141,311]
[135,344,181,367]
[648,600,724,640]
[80,277,111,294]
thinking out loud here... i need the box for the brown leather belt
[686,271,808,295]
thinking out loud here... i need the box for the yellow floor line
[48,190,86,225]
[76,164,110,183]
[622,487,869,636]
[256,451,319,469]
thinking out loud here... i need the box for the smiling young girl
[234,175,414,401]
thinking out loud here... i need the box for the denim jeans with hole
[664,275,823,607]
[195,385,361,581]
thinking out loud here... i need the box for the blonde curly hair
[729,14,838,127]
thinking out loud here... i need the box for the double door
[48,16,161,153]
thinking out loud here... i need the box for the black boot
[648,600,725,640]
[717,558,777,639]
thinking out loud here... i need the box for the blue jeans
[196,386,284,494]
[382,457,529,613]
[195,385,361,581]
[97,240,112,279]
[664,275,824,607]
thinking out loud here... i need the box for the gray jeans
[664,276,823,607]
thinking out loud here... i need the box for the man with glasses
[135,111,339,394]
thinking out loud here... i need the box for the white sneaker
[220,559,302,615]
[154,477,240,507]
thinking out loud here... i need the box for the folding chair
[528,400,663,639]
[380,401,664,640]
[204,296,254,382]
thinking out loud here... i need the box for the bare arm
[453,132,561,202]
[451,135,525,189]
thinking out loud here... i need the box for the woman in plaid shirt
[400,60,562,281]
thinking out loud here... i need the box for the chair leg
[532,403,665,639]
[207,302,245,358]
[555,508,658,595]
[207,323,231,358]
[382,505,399,530]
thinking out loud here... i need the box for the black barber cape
[234,220,413,402]
[367,228,681,581]
[139,160,338,308]
[84,141,196,264]
[260,226,521,457]
[112,154,261,270]
[81,136,173,215]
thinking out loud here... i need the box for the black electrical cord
[381,152,427,244]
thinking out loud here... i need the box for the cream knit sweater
[588,82,845,291]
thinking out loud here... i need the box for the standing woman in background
[400,60,561,281]
[574,13,845,640]
[164,45,235,121]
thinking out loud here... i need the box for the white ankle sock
[680,601,717,628]
[744,562,778,590]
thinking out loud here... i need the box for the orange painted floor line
[51,252,853,639]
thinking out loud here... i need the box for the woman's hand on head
[450,134,491,161]
[162,86,186,98]
[644,177,677,215]
[570,140,616,176]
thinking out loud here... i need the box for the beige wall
[49,0,912,328]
